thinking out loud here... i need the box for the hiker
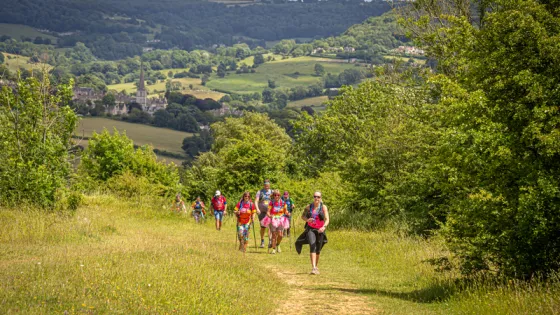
[255,179,273,248]
[210,190,227,231]
[191,196,206,223]
[295,191,330,275]
[173,193,186,213]
[261,190,290,254]
[234,191,257,253]
[282,191,295,237]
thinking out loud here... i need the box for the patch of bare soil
[271,268,377,315]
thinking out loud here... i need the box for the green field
[238,53,282,67]
[2,53,52,74]
[384,55,427,65]
[288,95,329,108]
[75,117,192,157]
[0,23,57,42]
[108,75,225,101]
[207,56,362,94]
[2,195,558,314]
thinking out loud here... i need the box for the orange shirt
[235,200,256,224]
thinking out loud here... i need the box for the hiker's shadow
[311,283,455,303]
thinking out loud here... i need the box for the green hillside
[207,57,363,94]
[75,117,192,160]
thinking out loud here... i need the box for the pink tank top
[308,203,325,229]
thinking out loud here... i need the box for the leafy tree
[102,93,116,107]
[184,112,291,197]
[127,108,153,124]
[314,63,325,76]
[253,53,265,65]
[80,128,179,189]
[268,79,276,89]
[262,88,274,103]
[0,52,4,64]
[182,129,214,159]
[0,76,78,208]
[217,63,226,78]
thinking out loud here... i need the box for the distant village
[72,67,167,116]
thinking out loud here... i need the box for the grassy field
[239,53,283,67]
[384,55,427,65]
[0,23,57,42]
[108,75,225,101]
[2,53,52,74]
[75,117,192,157]
[287,96,329,108]
[207,56,362,94]
[1,195,558,314]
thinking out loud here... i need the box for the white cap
[215,190,221,196]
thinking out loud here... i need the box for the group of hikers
[173,179,330,275]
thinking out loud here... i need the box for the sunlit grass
[108,75,225,100]
[1,194,558,314]
[75,117,192,156]
[0,195,284,314]
[206,56,362,94]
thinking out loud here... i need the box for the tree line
[0,0,391,59]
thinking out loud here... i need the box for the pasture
[108,75,225,101]
[384,55,427,65]
[0,23,57,42]
[2,53,52,74]
[206,56,362,94]
[287,95,329,108]
[75,117,192,157]
[1,194,558,314]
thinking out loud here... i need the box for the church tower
[136,60,148,110]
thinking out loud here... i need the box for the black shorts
[257,203,268,227]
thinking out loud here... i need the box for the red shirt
[211,196,227,211]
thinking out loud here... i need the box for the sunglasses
[313,196,321,199]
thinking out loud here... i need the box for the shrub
[0,75,78,209]
[80,128,180,195]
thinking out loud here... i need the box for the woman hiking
[261,190,290,254]
[234,191,257,253]
[255,179,273,248]
[191,196,206,223]
[295,191,330,275]
[173,193,187,213]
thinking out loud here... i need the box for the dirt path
[270,267,377,314]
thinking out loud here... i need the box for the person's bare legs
[310,253,317,268]
[277,231,283,247]
[271,231,278,251]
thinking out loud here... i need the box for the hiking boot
[277,246,282,253]
[270,249,276,254]
[259,240,265,248]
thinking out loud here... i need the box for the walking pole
[289,215,293,250]
[251,215,258,251]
